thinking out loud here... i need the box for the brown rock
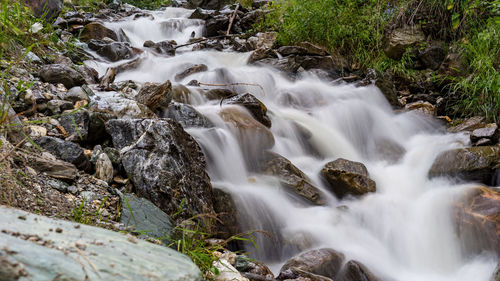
[278,248,344,279]
[172,85,193,104]
[223,93,271,128]
[24,0,62,20]
[175,64,208,82]
[204,89,238,100]
[15,152,78,181]
[405,101,436,116]
[80,22,118,42]
[320,158,376,198]
[297,42,329,56]
[336,260,381,281]
[448,116,486,133]
[135,81,172,112]
[382,25,425,60]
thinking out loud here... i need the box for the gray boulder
[39,64,85,89]
[88,40,137,62]
[320,158,376,199]
[24,0,62,20]
[34,136,91,172]
[160,102,213,128]
[105,119,215,223]
[382,25,425,60]
[0,205,202,281]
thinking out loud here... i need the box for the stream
[85,7,498,281]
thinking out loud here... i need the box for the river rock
[186,0,232,10]
[428,145,500,186]
[278,248,345,279]
[382,25,425,60]
[471,123,498,144]
[39,64,85,89]
[14,150,78,181]
[143,40,176,56]
[248,48,278,64]
[121,193,173,242]
[88,40,137,62]
[405,101,436,116]
[213,188,240,239]
[321,158,376,199]
[160,102,213,128]
[204,14,230,37]
[24,0,62,20]
[297,42,329,56]
[213,259,250,281]
[34,136,91,172]
[80,22,119,42]
[236,255,274,280]
[135,80,172,112]
[89,91,155,119]
[0,205,202,280]
[105,119,215,223]
[63,86,90,103]
[223,93,271,128]
[455,186,500,257]
[95,151,113,183]
[172,84,194,104]
[278,46,309,56]
[448,116,486,133]
[336,260,381,281]
[259,152,326,205]
[204,88,238,100]
[175,64,208,82]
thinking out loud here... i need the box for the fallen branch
[173,34,237,50]
[226,4,240,36]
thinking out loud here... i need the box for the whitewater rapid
[85,7,498,281]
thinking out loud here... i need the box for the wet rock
[205,14,230,37]
[34,136,91,172]
[320,158,376,199]
[248,48,277,64]
[373,138,406,163]
[160,102,213,128]
[373,73,400,107]
[429,145,500,186]
[278,248,344,279]
[175,64,208,82]
[60,110,112,144]
[455,186,500,257]
[471,124,498,143]
[205,88,238,100]
[172,84,194,104]
[239,9,264,33]
[405,101,435,116]
[143,40,176,56]
[76,65,99,85]
[88,40,137,62]
[448,116,486,133]
[336,260,381,281]
[259,152,326,205]
[223,93,271,128]
[63,86,90,103]
[121,194,173,242]
[0,205,203,280]
[236,255,274,280]
[135,80,173,112]
[189,7,214,20]
[105,119,215,223]
[80,22,118,42]
[39,64,85,89]
[24,0,62,20]
[95,152,113,183]
[382,25,425,60]
[415,45,446,70]
[213,188,240,240]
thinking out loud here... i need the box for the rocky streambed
[1,0,499,281]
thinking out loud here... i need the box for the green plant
[71,196,109,225]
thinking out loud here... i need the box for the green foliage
[71,197,109,225]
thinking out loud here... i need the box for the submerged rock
[105,119,215,223]
[429,145,500,186]
[320,158,376,199]
[175,64,208,82]
[259,152,326,205]
[0,205,202,280]
[223,93,271,128]
[278,248,344,280]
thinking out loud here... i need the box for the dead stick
[226,4,240,35]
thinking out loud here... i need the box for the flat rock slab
[0,206,202,281]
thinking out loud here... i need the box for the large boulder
[278,248,344,280]
[24,0,62,20]
[0,205,202,280]
[105,119,215,223]
[34,136,91,172]
[428,145,500,186]
[135,80,173,112]
[455,186,500,257]
[223,93,271,128]
[320,158,376,199]
[259,152,326,205]
[39,64,85,89]
[382,25,425,60]
[80,22,119,42]
[336,260,382,281]
[213,188,240,240]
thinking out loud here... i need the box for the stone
[213,188,240,239]
[39,64,85,89]
[172,84,193,104]
[278,248,344,279]
[88,40,137,62]
[76,65,99,85]
[204,14,230,37]
[204,88,238,100]
[175,64,208,82]
[438,53,466,78]
[373,73,400,107]
[34,136,91,172]
[0,205,203,280]
[405,101,436,116]
[455,186,500,257]
[59,110,90,141]
[248,48,277,64]
[121,194,173,242]
[297,42,329,56]
[382,25,425,60]
[28,125,47,138]
[105,119,215,224]
[135,81,172,112]
[15,151,78,181]
[47,99,74,115]
[336,260,381,281]
[278,46,309,56]
[429,145,500,186]
[143,40,176,56]
[80,22,118,42]
[416,45,446,70]
[213,259,250,281]
[236,255,274,280]
[24,0,62,20]
[160,102,213,128]
[63,86,90,103]
[448,116,486,133]
[223,93,271,128]
[259,152,326,205]
[320,158,376,198]
[471,124,498,143]
[95,152,113,183]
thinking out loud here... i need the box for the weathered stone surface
[186,0,232,10]
[297,42,329,56]
[24,0,62,20]
[213,188,240,239]
[204,88,238,100]
[260,152,326,205]
[223,93,271,128]
[278,248,344,279]
[321,158,376,198]
[88,40,137,62]
[373,74,400,107]
[39,64,85,89]
[415,45,446,70]
[278,46,309,56]
[14,151,78,181]
[47,99,74,115]
[455,186,500,257]
[161,102,213,128]
[236,255,274,280]
[248,48,277,64]
[105,119,215,223]
[143,40,176,56]
[95,152,113,183]
[89,91,155,119]
[471,124,498,143]
[383,25,425,60]
[63,86,90,103]
[429,145,500,186]
[448,116,486,133]
[336,260,381,281]
[121,193,173,242]
[80,22,118,42]
[405,100,436,116]
[34,136,91,172]
[135,80,172,112]
[0,205,202,281]
[175,64,208,82]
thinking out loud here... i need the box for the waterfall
[85,7,498,281]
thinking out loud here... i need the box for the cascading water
[85,7,498,281]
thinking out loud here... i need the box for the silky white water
[85,7,498,281]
